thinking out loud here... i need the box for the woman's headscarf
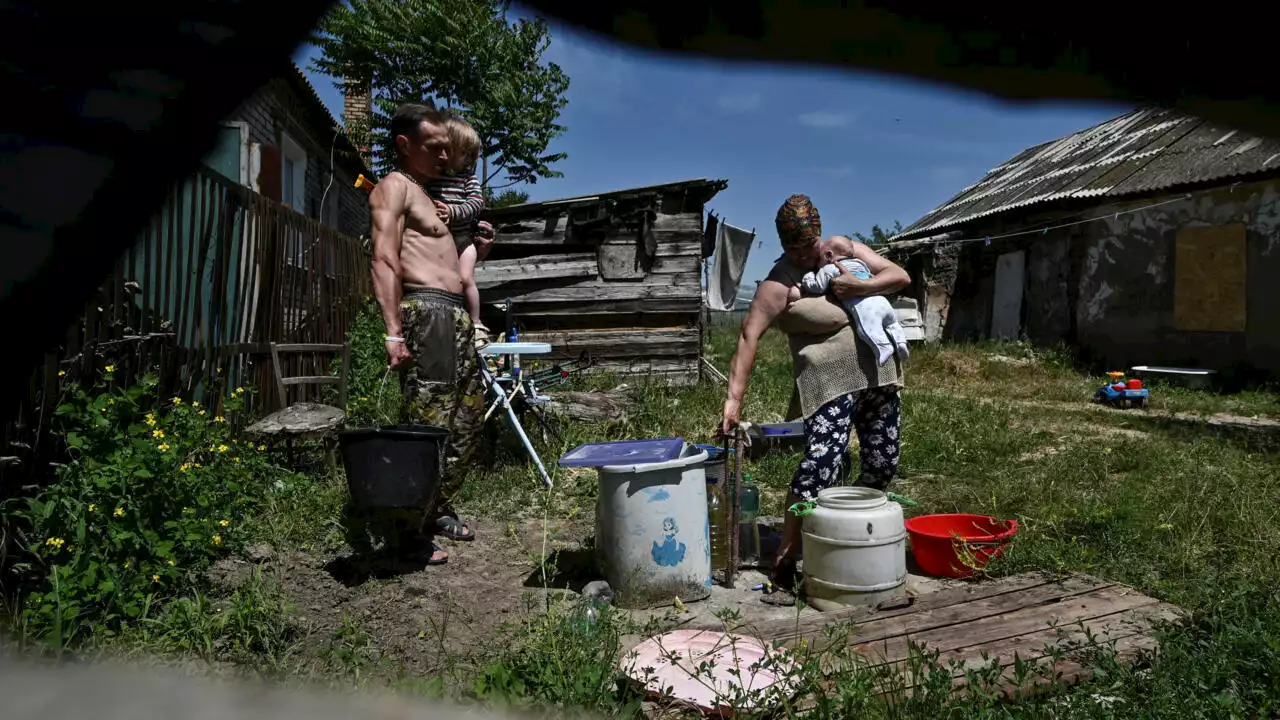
[775,194,822,250]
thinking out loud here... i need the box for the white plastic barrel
[801,486,907,609]
[595,444,712,609]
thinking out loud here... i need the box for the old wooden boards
[734,572,1180,699]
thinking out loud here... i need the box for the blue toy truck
[1093,371,1150,410]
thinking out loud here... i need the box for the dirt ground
[205,506,963,681]
[206,515,597,677]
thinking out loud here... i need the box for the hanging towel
[702,213,720,259]
[707,221,756,311]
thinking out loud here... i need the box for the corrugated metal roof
[894,107,1280,240]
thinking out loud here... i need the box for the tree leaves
[850,220,905,247]
[313,0,570,187]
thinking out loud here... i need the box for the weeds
[2,367,298,647]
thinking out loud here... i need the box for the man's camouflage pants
[399,286,484,514]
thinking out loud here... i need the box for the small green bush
[6,365,294,647]
[342,297,403,427]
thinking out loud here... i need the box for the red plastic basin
[905,513,1019,579]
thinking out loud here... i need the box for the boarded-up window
[1174,223,1247,332]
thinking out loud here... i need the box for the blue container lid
[558,437,687,468]
[694,443,733,459]
[761,423,804,436]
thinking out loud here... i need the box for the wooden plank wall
[478,210,705,385]
[1,167,369,485]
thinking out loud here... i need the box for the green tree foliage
[312,0,569,189]
[850,220,904,246]
[485,188,529,209]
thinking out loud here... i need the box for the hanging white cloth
[706,221,756,311]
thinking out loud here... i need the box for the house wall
[1071,178,1280,373]
[227,77,370,240]
[904,176,1280,374]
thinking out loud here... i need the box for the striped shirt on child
[425,170,484,252]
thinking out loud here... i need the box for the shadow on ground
[523,546,600,592]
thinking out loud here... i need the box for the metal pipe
[725,426,745,588]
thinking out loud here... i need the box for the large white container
[802,487,907,609]
[595,444,712,609]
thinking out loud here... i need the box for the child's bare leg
[459,242,483,327]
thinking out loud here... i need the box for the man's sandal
[435,515,475,542]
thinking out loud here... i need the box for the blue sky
[293,13,1124,286]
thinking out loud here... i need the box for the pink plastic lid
[620,629,798,713]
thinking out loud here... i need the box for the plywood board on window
[1174,223,1247,333]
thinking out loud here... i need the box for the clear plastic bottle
[707,475,729,573]
[738,475,762,567]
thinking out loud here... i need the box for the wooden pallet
[733,572,1182,698]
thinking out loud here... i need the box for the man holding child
[367,103,494,565]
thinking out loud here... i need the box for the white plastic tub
[802,487,907,609]
[595,444,712,609]
[1130,365,1217,390]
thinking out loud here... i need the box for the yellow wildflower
[235,387,244,395]
[219,519,230,527]
[152,574,160,583]
[152,429,165,439]
[257,445,266,452]
[123,561,130,569]
[145,414,156,427]
[114,507,124,517]
[217,444,229,453]
[88,503,96,512]
[168,559,175,566]
[45,537,65,548]
[194,463,202,469]
[214,416,226,423]
[172,397,182,405]
[180,463,191,472]
[192,401,200,408]
[105,364,116,373]
[198,410,206,416]
[233,457,241,464]
[58,370,66,378]
[157,443,170,453]
[212,535,222,546]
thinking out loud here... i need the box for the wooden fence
[2,167,370,480]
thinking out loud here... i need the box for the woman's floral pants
[791,385,901,501]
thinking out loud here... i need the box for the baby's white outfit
[801,258,910,366]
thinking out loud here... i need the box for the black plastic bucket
[338,425,450,509]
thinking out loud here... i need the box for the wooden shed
[478,178,727,385]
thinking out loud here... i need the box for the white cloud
[797,111,854,128]
[717,92,763,114]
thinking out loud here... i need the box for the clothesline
[878,188,1213,259]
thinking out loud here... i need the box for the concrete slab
[619,566,965,635]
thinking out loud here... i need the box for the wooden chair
[245,342,351,466]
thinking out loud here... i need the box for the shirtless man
[369,103,483,565]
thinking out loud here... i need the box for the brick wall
[226,78,370,240]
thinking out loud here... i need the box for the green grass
[450,329,1280,717]
[16,328,1280,717]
